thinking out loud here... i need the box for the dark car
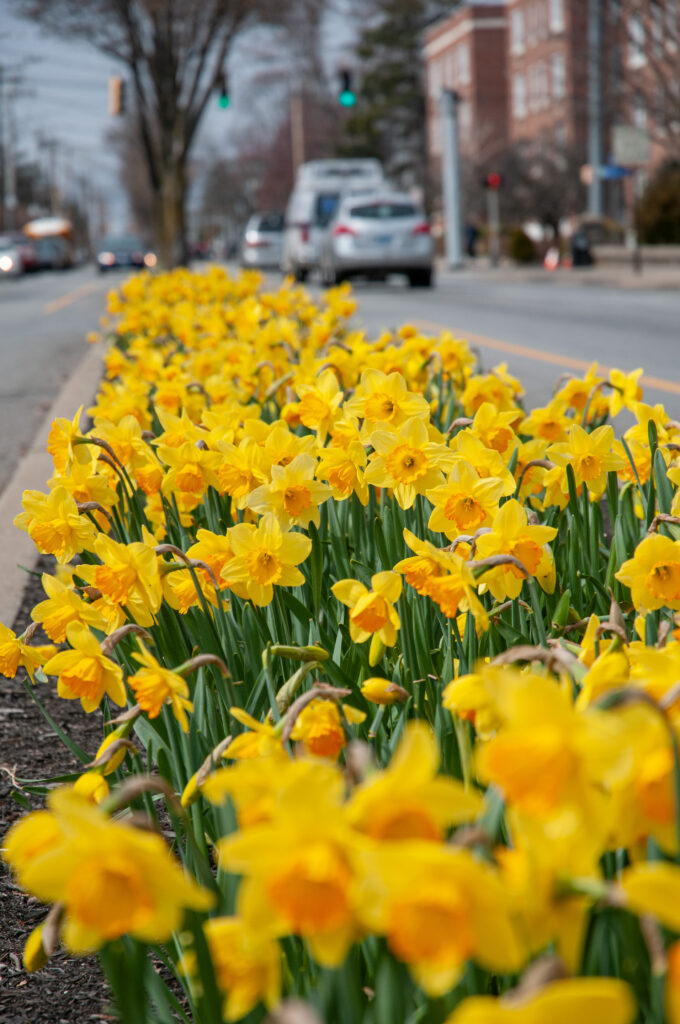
[96,234,157,272]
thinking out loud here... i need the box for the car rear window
[257,213,284,232]
[349,202,418,219]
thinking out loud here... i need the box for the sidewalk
[0,343,104,629]
[437,257,680,291]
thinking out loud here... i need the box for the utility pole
[439,89,463,269]
[290,90,305,177]
[587,0,603,216]
[0,68,18,231]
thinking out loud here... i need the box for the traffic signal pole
[439,89,463,269]
[486,187,500,268]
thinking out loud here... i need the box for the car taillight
[300,224,310,243]
[332,223,356,237]
[412,222,431,235]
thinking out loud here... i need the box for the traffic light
[217,71,230,109]
[108,76,126,116]
[338,69,356,108]
[485,171,502,190]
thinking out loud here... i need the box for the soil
[0,556,113,1023]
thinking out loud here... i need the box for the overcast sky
[1,1,357,233]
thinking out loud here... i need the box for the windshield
[99,236,144,251]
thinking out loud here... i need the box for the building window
[511,9,525,54]
[429,58,442,98]
[513,72,527,118]
[549,0,565,33]
[633,93,648,131]
[555,122,567,148]
[628,13,646,68]
[551,52,566,101]
[458,41,471,86]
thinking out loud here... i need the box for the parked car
[319,193,434,288]
[0,236,23,277]
[9,234,38,272]
[96,234,157,272]
[34,236,72,270]
[281,158,385,282]
[240,212,285,270]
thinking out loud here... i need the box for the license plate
[374,234,393,244]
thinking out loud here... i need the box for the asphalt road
[0,265,112,490]
[1,262,678,494]
[344,269,680,414]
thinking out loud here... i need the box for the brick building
[424,0,680,216]
[424,1,509,165]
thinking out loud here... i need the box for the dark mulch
[0,557,113,1023]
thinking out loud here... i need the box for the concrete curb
[0,342,104,629]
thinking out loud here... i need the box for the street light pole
[587,0,603,216]
[439,89,464,269]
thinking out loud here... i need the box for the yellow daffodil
[218,760,359,968]
[366,417,453,508]
[46,405,90,474]
[316,440,369,505]
[347,722,482,841]
[615,534,680,614]
[0,622,56,682]
[296,367,344,440]
[78,532,162,627]
[43,622,125,712]
[224,513,311,606]
[290,698,366,759]
[357,841,524,995]
[446,977,635,1024]
[344,367,430,430]
[474,499,557,600]
[332,571,402,647]
[14,486,98,561]
[3,787,213,952]
[469,401,518,456]
[608,367,643,417]
[128,643,193,731]
[204,913,281,1022]
[547,423,626,497]
[427,461,505,539]
[246,453,331,529]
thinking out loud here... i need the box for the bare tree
[12,0,294,266]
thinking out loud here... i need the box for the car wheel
[293,265,308,283]
[408,269,433,288]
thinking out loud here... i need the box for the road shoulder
[0,342,104,628]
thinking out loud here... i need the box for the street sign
[612,125,651,167]
[599,163,633,180]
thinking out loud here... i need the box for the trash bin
[571,231,593,267]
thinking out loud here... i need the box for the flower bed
[2,265,680,1024]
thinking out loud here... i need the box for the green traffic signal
[338,70,356,108]
[218,92,230,109]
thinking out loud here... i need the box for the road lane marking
[43,279,104,316]
[412,317,680,398]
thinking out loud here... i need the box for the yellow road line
[43,279,103,316]
[413,317,680,398]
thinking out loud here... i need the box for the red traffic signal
[485,172,502,190]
